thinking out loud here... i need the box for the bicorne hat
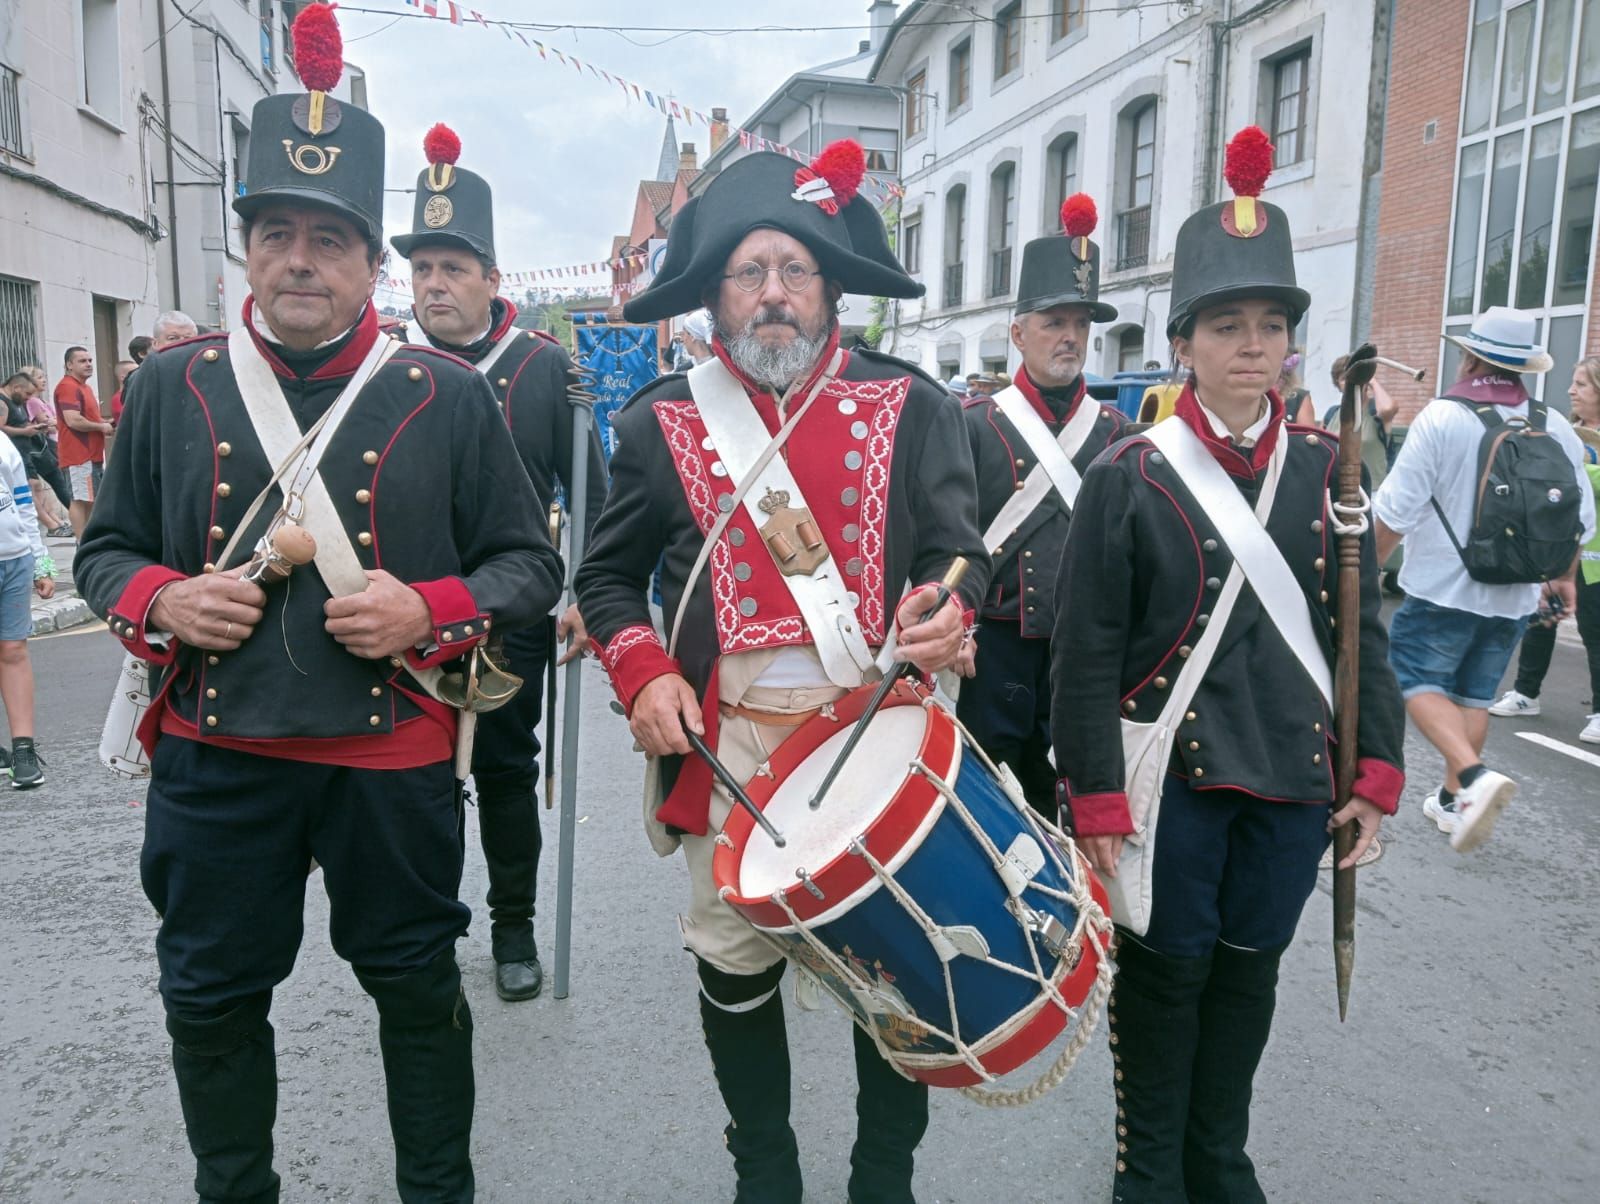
[232,4,384,243]
[1015,193,1118,322]
[390,124,498,263]
[623,139,922,324]
[1166,126,1310,338]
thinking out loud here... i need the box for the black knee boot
[847,1023,929,1204]
[356,950,475,1204]
[167,994,281,1204]
[698,958,802,1204]
[1108,935,1213,1204]
[475,784,541,965]
[1182,943,1284,1204]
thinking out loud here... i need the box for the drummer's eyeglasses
[724,261,820,293]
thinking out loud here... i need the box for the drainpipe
[156,0,182,309]
[1200,0,1294,205]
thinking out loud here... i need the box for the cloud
[340,0,881,276]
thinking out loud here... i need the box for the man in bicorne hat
[576,139,988,1202]
[1050,127,1405,1201]
[76,8,561,1200]
[392,123,608,1003]
[954,193,1125,821]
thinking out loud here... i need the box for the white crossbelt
[1146,416,1333,709]
[687,356,878,689]
[982,384,1101,553]
[411,322,526,380]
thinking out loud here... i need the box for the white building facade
[0,0,160,399]
[871,0,1384,399]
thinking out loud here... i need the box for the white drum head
[739,706,939,898]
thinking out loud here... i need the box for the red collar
[1014,367,1085,425]
[241,296,380,381]
[1172,380,1284,479]
[710,326,845,434]
[488,297,517,341]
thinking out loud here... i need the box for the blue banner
[572,313,659,459]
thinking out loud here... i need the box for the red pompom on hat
[423,123,461,166]
[1060,193,1098,238]
[792,139,866,216]
[291,3,343,94]
[1223,125,1274,198]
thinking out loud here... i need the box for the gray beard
[718,309,835,394]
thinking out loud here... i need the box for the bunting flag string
[379,248,656,297]
[390,0,906,209]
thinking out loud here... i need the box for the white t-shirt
[1373,395,1597,619]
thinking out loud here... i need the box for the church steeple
[656,116,679,182]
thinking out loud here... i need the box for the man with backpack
[1374,307,1595,852]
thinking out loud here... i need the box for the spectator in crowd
[1374,309,1595,851]
[53,346,112,538]
[0,413,56,788]
[680,308,714,366]
[966,371,983,395]
[1488,355,1600,743]
[1278,346,1315,424]
[16,368,73,537]
[151,309,199,350]
[1,373,70,538]
[108,359,136,428]
[128,335,153,365]
[1326,352,1401,473]
[946,375,968,400]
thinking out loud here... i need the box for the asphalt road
[1,619,1596,1202]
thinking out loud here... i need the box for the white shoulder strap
[982,386,1101,553]
[412,321,526,380]
[686,356,877,689]
[1146,416,1333,709]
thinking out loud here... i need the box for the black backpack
[1431,398,1584,584]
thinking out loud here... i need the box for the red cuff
[1352,757,1405,816]
[405,577,489,670]
[1060,782,1136,837]
[596,624,680,715]
[106,564,188,665]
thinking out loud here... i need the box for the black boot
[1182,943,1284,1203]
[166,994,281,1204]
[356,951,475,1203]
[475,784,543,1001]
[1108,934,1212,1204]
[698,959,802,1204]
[847,1023,929,1204]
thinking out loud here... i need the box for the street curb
[31,596,95,636]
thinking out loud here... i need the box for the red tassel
[1223,126,1274,198]
[1060,193,1098,238]
[810,139,865,206]
[291,3,343,94]
[423,123,462,166]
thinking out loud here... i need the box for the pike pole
[1332,342,1378,1021]
[552,362,596,1000]
[543,503,561,813]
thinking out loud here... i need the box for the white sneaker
[1422,791,1458,835]
[1488,690,1540,717]
[1581,714,1600,744]
[1450,770,1517,853]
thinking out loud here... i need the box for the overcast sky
[335,1,884,291]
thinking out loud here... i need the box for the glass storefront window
[1578,0,1600,100]
[1465,2,1503,134]
[1516,120,1563,306]
[1547,313,1584,411]
[1536,0,1576,113]
[1499,2,1537,124]
[1480,131,1526,307]
[1449,142,1490,315]
[1554,108,1600,304]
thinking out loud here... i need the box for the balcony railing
[987,246,1013,298]
[1,65,24,156]
[943,262,964,309]
[1116,205,1151,271]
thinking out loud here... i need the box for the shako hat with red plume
[232,3,385,242]
[391,122,498,264]
[624,138,920,324]
[1012,192,1118,322]
[1166,125,1309,337]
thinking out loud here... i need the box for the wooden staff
[1332,343,1377,1021]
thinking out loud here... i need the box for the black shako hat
[624,139,922,324]
[1167,126,1310,338]
[232,5,384,242]
[1015,193,1118,322]
[390,124,497,262]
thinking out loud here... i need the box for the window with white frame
[1046,133,1079,224]
[902,212,923,274]
[1053,0,1086,41]
[949,38,972,112]
[988,162,1018,298]
[993,3,1023,82]
[0,275,40,375]
[944,185,967,308]
[906,68,928,140]
[860,127,898,173]
[1446,0,1600,405]
[79,0,122,123]
[1269,47,1312,166]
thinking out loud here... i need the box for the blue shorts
[1387,595,1525,708]
[0,553,35,641]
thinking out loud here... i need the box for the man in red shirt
[53,346,112,537]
